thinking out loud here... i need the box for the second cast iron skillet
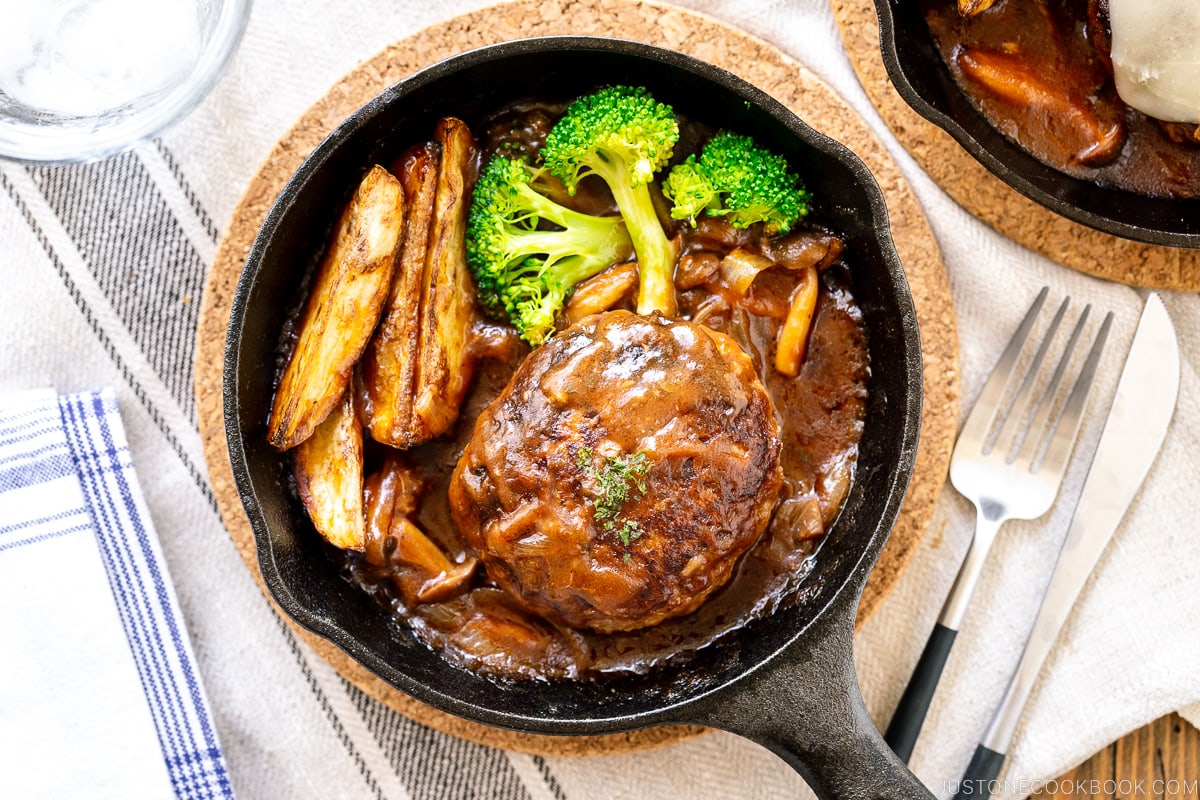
[874,0,1200,249]
[225,36,930,799]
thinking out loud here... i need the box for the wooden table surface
[1039,713,1200,799]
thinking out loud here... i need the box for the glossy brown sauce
[332,103,870,680]
[923,0,1200,198]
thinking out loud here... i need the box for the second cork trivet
[833,0,1200,291]
[195,0,959,756]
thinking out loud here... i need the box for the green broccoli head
[661,153,718,222]
[664,131,811,235]
[541,85,679,191]
[541,86,681,317]
[465,154,633,345]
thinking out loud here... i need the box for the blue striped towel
[0,388,234,800]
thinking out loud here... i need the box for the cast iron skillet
[874,0,1200,249]
[225,37,929,799]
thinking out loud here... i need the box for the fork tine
[1010,303,1089,465]
[958,286,1049,451]
[990,296,1070,457]
[1035,310,1113,477]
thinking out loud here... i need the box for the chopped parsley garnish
[615,518,644,547]
[576,446,651,551]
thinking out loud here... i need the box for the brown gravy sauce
[923,0,1200,198]
[329,102,870,681]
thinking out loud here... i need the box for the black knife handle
[883,622,958,762]
[954,745,1007,799]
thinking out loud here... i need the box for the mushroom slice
[674,252,721,291]
[268,165,405,450]
[362,455,476,604]
[389,517,478,604]
[363,454,425,567]
[775,266,819,377]
[760,229,844,272]
[410,117,482,442]
[292,390,365,551]
[563,261,639,325]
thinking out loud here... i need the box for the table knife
[954,293,1181,798]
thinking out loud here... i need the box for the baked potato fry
[268,165,405,450]
[411,117,481,441]
[359,144,440,448]
[292,390,365,551]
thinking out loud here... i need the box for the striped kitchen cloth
[0,388,233,800]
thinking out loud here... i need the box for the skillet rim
[223,34,923,734]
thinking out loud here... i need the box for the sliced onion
[718,248,775,297]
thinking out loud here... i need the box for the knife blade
[955,292,1181,797]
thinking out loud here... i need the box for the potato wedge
[359,144,439,448]
[292,390,365,551]
[268,165,405,450]
[410,117,481,441]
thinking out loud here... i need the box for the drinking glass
[0,0,251,163]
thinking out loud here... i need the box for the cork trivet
[195,0,958,755]
[833,0,1200,290]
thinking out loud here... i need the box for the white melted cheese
[1109,0,1200,124]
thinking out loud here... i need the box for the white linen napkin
[0,388,233,800]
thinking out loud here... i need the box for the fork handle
[884,512,1004,762]
[937,512,1003,631]
[883,623,957,762]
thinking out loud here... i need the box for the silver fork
[884,287,1113,763]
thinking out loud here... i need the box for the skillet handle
[690,595,934,800]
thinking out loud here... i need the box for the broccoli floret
[541,86,680,317]
[663,131,810,235]
[466,154,634,346]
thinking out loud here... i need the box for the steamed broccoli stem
[582,154,678,317]
[540,86,681,318]
[499,182,632,344]
[504,182,632,271]
[466,154,635,343]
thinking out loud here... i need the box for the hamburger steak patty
[449,310,784,633]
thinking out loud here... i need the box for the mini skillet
[873,0,1200,248]
[225,37,929,800]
